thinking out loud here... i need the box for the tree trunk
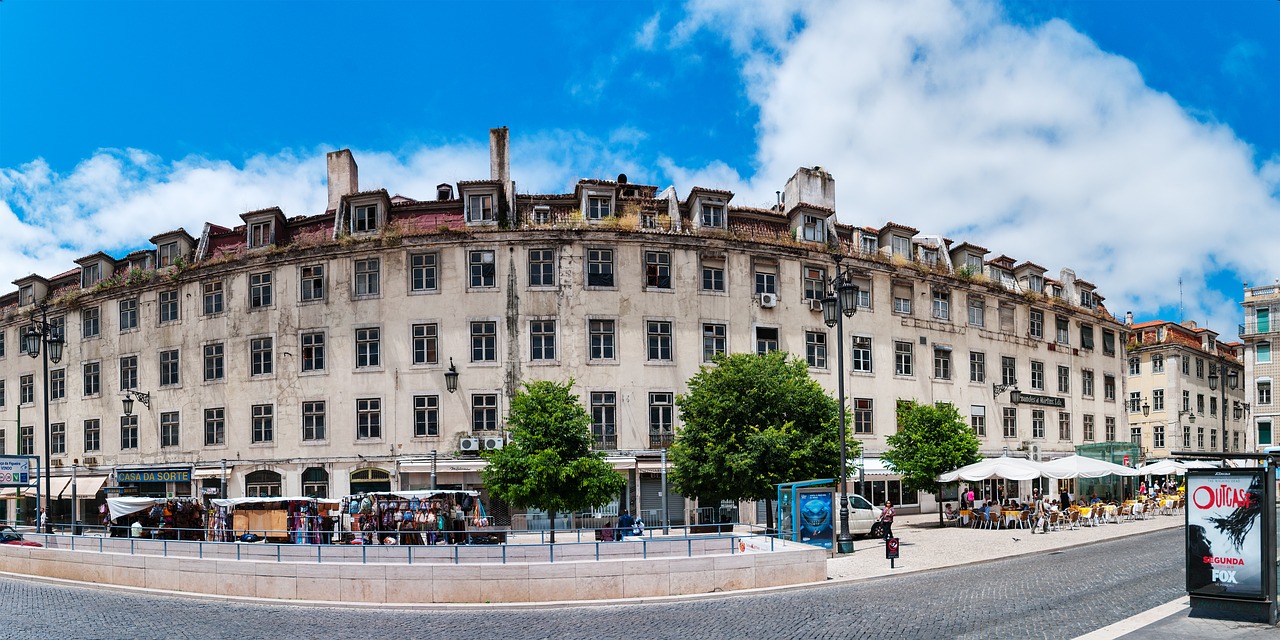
[937,490,944,526]
[549,508,557,545]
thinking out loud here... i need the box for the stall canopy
[59,476,108,499]
[211,496,341,508]
[1039,455,1139,479]
[938,456,1049,482]
[1135,460,1188,476]
[352,490,479,500]
[107,497,171,521]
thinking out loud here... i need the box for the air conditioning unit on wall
[459,437,481,453]
[482,436,505,450]
[1029,444,1042,462]
[760,292,778,308]
[809,298,824,312]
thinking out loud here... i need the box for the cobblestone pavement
[0,528,1184,640]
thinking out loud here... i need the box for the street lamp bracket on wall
[122,389,152,417]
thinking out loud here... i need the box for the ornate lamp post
[821,254,860,554]
[21,301,64,533]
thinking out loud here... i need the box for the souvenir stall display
[339,490,503,545]
[210,496,341,543]
[105,497,205,540]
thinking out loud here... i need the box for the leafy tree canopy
[482,379,626,538]
[882,400,982,496]
[670,352,855,506]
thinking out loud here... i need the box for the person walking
[39,508,50,534]
[1032,495,1051,534]
[880,501,895,539]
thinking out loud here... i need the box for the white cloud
[635,13,662,50]
[670,0,1280,331]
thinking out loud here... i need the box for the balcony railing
[592,434,618,451]
[1240,320,1276,337]
[648,433,675,449]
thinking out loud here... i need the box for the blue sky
[2,0,1277,338]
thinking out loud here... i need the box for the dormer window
[532,206,551,225]
[700,203,725,229]
[1080,290,1094,308]
[965,254,983,271]
[1029,274,1044,293]
[249,221,273,247]
[587,195,611,220]
[922,249,938,266]
[891,236,910,257]
[352,204,379,232]
[158,242,180,267]
[801,215,826,242]
[81,263,102,288]
[467,195,494,223]
[19,285,34,306]
[860,236,878,254]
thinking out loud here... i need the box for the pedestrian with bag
[879,501,895,539]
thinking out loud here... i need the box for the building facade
[0,128,1131,524]
[1240,283,1279,450]
[1123,319,1247,459]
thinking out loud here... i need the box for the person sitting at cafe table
[943,503,958,522]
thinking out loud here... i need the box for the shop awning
[858,458,898,477]
[43,476,74,497]
[0,487,37,500]
[400,460,489,474]
[192,468,228,479]
[605,455,637,470]
[59,476,108,499]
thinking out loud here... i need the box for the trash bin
[73,521,83,536]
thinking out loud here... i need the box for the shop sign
[1009,391,1065,408]
[0,457,32,487]
[1186,470,1265,598]
[117,468,192,483]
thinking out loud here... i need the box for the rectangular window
[1259,420,1272,446]
[121,355,140,390]
[1259,381,1272,405]
[118,298,136,332]
[528,249,556,287]
[891,235,910,257]
[1182,355,1191,376]
[1260,343,1274,364]
[532,206,551,224]
[19,426,33,456]
[1029,309,1043,340]
[894,341,914,376]
[806,331,828,368]
[590,391,616,448]
[701,259,725,292]
[1129,392,1142,413]
[159,349,180,386]
[409,253,438,292]
[1183,390,1191,411]
[700,203,725,228]
[414,395,439,437]
[998,303,1015,332]
[969,405,985,437]
[300,265,326,302]
[1102,330,1116,356]
[203,281,224,315]
[1196,358,1204,378]
[204,408,225,446]
[1058,412,1071,441]
[160,411,179,448]
[1105,417,1116,442]
[703,323,726,362]
[530,320,557,361]
[852,336,873,373]
[932,290,950,320]
[472,394,498,432]
[649,392,674,447]
[249,221,272,246]
[50,422,65,455]
[83,419,100,452]
[1001,356,1016,386]
[355,327,381,368]
[49,368,65,400]
[585,195,610,219]
[1104,375,1116,401]
[1032,409,1045,439]
[801,214,826,242]
[1153,388,1165,411]
[471,322,497,362]
[969,352,985,383]
[1055,316,1069,344]
[755,327,779,355]
[1129,357,1141,375]
[1152,354,1164,373]
[302,401,326,441]
[1057,365,1070,394]
[251,404,273,443]
[644,251,672,289]
[1030,361,1044,391]
[356,398,381,439]
[1002,407,1017,438]
[1082,414,1095,441]
[860,235,878,254]
[590,319,615,360]
[1080,324,1095,350]
[81,263,101,287]
[1153,424,1165,449]
[853,398,874,434]
[893,283,912,315]
[249,272,273,308]
[754,265,777,295]
[300,332,325,372]
[82,362,101,396]
[0,380,4,408]
[803,267,826,301]
[1082,369,1094,397]
[354,258,381,296]
[647,320,673,361]
[250,337,273,376]
[1133,427,1145,446]
[1197,394,1205,414]
[587,249,615,287]
[934,347,951,379]
[411,324,437,366]
[468,194,494,222]
[120,415,138,450]
[82,307,100,338]
[158,289,179,323]
[353,204,378,232]
[967,297,984,327]
[20,374,34,405]
[469,250,497,288]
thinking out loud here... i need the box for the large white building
[0,128,1130,525]
[1240,283,1280,451]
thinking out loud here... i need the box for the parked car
[847,494,884,538]
[0,525,42,547]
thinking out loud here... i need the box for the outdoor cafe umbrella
[1134,460,1188,476]
[1038,454,1139,479]
[938,455,1049,482]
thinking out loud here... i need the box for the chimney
[490,127,511,188]
[782,165,835,214]
[1125,311,1134,326]
[326,149,359,212]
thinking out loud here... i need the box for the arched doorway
[349,468,390,494]
[245,470,283,497]
[301,467,329,498]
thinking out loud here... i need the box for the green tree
[671,352,854,528]
[481,379,626,543]
[882,400,981,524]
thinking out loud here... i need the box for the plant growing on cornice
[955,265,979,282]
[92,274,124,293]
[379,220,405,247]
[126,268,158,287]
[50,288,86,310]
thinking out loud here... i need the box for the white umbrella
[1135,460,1187,476]
[938,455,1049,482]
[1180,460,1221,469]
[1039,454,1139,478]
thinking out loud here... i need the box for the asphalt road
[0,528,1184,640]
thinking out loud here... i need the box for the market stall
[210,496,341,543]
[340,489,503,545]
[105,496,205,540]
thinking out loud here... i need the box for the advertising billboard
[1186,469,1265,599]
[797,490,834,549]
[0,456,32,487]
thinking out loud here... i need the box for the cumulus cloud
[670,0,1280,332]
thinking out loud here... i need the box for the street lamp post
[821,254,860,554]
[1207,363,1234,452]
[21,301,64,533]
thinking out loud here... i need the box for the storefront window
[301,467,329,498]
[245,470,282,498]
[349,467,390,494]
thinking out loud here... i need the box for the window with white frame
[1057,365,1070,394]
[801,215,826,242]
[467,195,493,223]
[81,363,100,396]
[806,331,827,368]
[159,349,180,386]
[590,319,615,360]
[1058,412,1071,441]
[473,394,498,431]
[967,297,984,327]
[355,328,381,368]
[1106,417,1117,442]
[530,320,556,361]
[860,235,878,254]
[1030,361,1044,391]
[890,235,910,257]
[411,324,437,365]
[250,338,273,376]
[469,250,496,288]
[249,221,272,247]
[1081,369,1094,397]
[1153,424,1165,449]
[932,289,950,320]
[1082,414,1095,441]
[590,391,616,448]
[755,327,779,355]
[158,242,180,267]
[82,307,100,339]
[853,398,874,434]
[1002,407,1017,438]
[1153,388,1165,411]
[158,289,179,323]
[528,249,556,287]
[83,418,100,452]
[49,369,64,400]
[409,253,437,292]
[644,251,672,289]
[852,337,872,373]
[80,263,101,287]
[1032,409,1045,439]
[471,321,497,362]
[120,415,139,450]
[1029,309,1043,340]
[203,343,224,381]
[702,323,726,362]
[1055,315,1069,344]
[1104,375,1116,401]
[1258,381,1272,405]
[700,203,724,228]
[803,267,826,301]
[969,405,985,436]
[701,258,725,293]
[354,258,380,297]
[894,341,913,376]
[249,272,273,308]
[934,347,951,379]
[754,264,777,295]
[203,281,225,314]
[587,249,614,287]
[969,351,985,383]
[648,320,673,361]
[352,204,378,232]
[586,195,611,219]
[892,283,912,315]
[251,404,273,443]
[1152,354,1164,372]
[300,332,325,372]
[298,265,324,302]
[649,393,674,446]
[413,395,439,437]
[160,412,179,448]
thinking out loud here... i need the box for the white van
[847,494,885,538]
